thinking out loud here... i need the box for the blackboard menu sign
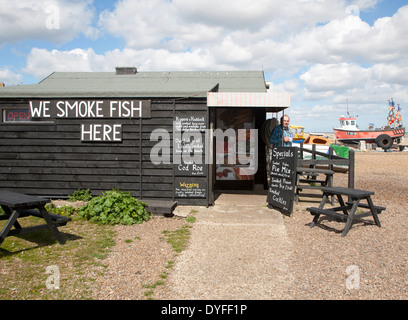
[175,177,207,198]
[173,110,208,203]
[174,111,207,132]
[175,157,208,176]
[267,147,298,214]
[174,130,205,160]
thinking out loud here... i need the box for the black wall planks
[0,99,208,203]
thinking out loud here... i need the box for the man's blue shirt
[269,125,292,147]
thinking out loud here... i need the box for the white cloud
[251,5,408,75]
[300,63,371,92]
[268,79,300,98]
[0,0,98,44]
[372,63,408,85]
[307,6,408,64]
[299,59,408,103]
[22,0,406,79]
[99,0,180,49]
[174,0,348,34]
[98,0,349,52]
[23,46,229,81]
[14,0,408,132]
[0,68,23,86]
[173,0,281,30]
[23,48,99,79]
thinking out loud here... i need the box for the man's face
[282,116,290,128]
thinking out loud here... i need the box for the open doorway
[206,92,290,205]
[210,107,268,195]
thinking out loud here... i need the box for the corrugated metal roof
[0,71,268,98]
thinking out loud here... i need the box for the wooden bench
[345,201,386,214]
[307,207,349,221]
[142,200,177,217]
[20,209,72,226]
[306,186,384,237]
[295,167,335,204]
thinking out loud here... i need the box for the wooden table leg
[367,196,382,227]
[0,209,20,246]
[38,206,66,244]
[342,200,359,237]
[310,193,328,228]
[326,174,334,205]
[1,206,23,230]
[336,194,350,216]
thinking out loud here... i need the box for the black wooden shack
[0,68,289,206]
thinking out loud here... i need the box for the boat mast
[346,99,350,118]
[346,99,350,117]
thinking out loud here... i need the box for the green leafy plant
[45,203,76,216]
[68,188,93,202]
[78,190,150,225]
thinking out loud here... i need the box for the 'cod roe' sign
[29,99,151,142]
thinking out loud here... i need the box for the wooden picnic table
[0,191,71,246]
[295,167,335,204]
[307,186,385,237]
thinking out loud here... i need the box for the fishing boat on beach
[290,125,335,160]
[290,125,331,146]
[333,99,405,149]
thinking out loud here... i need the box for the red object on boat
[333,116,405,149]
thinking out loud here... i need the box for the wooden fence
[297,142,355,189]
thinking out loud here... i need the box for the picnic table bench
[306,186,385,237]
[0,191,71,246]
[295,167,335,203]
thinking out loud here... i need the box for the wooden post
[348,149,355,189]
[348,149,355,202]
[328,146,334,172]
[172,101,176,202]
[139,117,143,199]
[312,143,316,169]
[206,107,210,208]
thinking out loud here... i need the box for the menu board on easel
[267,147,298,214]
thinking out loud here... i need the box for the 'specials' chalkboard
[267,147,298,215]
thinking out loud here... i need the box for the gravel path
[160,205,294,300]
[93,151,408,300]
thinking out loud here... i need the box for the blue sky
[1,0,408,132]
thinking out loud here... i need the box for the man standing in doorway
[269,115,293,147]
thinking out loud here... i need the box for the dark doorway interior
[211,108,267,192]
